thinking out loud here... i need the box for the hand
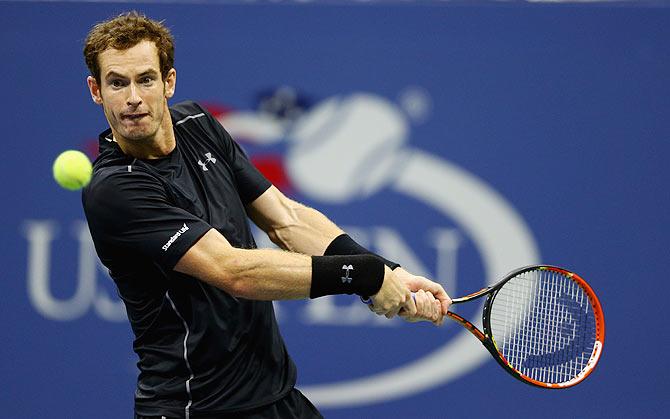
[394,268,452,316]
[399,289,444,325]
[370,266,417,319]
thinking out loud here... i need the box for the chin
[119,125,155,140]
[130,133,155,142]
[114,129,144,142]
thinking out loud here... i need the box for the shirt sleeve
[84,169,212,271]
[195,103,272,204]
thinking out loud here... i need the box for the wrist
[324,234,400,270]
[310,254,384,299]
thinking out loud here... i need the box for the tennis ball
[52,150,93,191]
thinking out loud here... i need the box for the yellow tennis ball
[52,150,93,191]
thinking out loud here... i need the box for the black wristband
[310,254,384,299]
[324,234,401,270]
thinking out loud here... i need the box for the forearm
[219,247,313,300]
[272,204,343,254]
[175,228,385,301]
[248,187,344,255]
[176,230,312,300]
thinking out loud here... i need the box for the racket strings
[489,269,596,384]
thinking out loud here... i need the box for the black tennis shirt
[83,101,297,417]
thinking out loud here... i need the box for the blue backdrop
[1,1,669,418]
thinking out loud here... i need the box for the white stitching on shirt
[175,113,206,126]
[165,291,195,419]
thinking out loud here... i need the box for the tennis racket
[369,265,605,388]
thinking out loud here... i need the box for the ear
[164,68,177,99]
[87,76,103,105]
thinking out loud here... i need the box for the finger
[403,288,417,316]
[372,302,387,315]
[424,291,439,323]
[432,284,451,305]
[368,297,379,313]
[386,303,402,319]
[415,290,429,318]
[420,291,432,320]
[427,285,452,315]
[416,279,452,315]
[441,298,452,315]
[418,291,438,323]
[433,299,442,323]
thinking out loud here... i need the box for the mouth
[122,113,149,122]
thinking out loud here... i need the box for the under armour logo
[198,152,217,171]
[341,264,354,283]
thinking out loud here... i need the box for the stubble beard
[106,102,164,144]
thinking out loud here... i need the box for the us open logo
[218,88,540,407]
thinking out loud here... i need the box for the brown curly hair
[84,11,174,82]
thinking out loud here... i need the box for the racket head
[482,265,605,388]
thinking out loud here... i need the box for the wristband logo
[341,264,354,283]
[218,87,540,408]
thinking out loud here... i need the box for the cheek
[103,100,120,118]
[100,91,117,108]
[151,89,167,111]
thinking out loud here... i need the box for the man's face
[87,40,175,143]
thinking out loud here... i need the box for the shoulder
[170,100,222,130]
[170,100,209,121]
[170,101,235,154]
[88,164,159,191]
[170,100,230,135]
[83,164,164,217]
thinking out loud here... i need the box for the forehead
[98,40,160,76]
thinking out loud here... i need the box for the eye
[110,79,125,88]
[141,76,154,85]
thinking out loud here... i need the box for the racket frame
[447,265,605,389]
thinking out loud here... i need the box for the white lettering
[23,220,126,322]
[162,223,189,251]
[73,223,126,321]
[23,221,95,320]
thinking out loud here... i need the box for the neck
[113,101,176,159]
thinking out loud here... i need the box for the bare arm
[177,186,334,300]
[174,226,414,316]
[174,228,312,300]
[174,185,419,317]
[245,185,344,255]
[245,186,450,319]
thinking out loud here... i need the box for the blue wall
[1,1,668,418]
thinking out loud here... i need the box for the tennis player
[82,11,451,419]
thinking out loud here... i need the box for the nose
[127,82,142,107]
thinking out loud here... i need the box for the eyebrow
[104,69,160,80]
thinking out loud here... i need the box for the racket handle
[360,292,416,305]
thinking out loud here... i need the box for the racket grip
[360,292,416,305]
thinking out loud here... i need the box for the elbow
[267,228,289,249]
[266,224,299,252]
[210,254,256,299]
[225,277,253,299]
